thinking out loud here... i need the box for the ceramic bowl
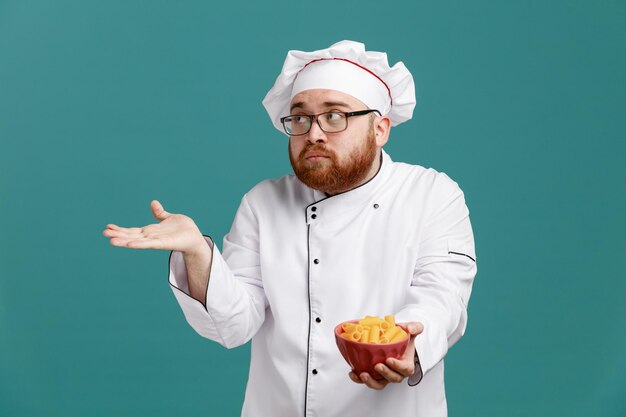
[334,320,410,380]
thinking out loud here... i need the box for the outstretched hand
[348,322,424,390]
[103,200,206,254]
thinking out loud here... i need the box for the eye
[326,112,343,121]
[293,115,309,125]
[323,112,345,127]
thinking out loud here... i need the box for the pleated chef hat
[262,40,416,133]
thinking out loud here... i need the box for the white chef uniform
[168,148,477,417]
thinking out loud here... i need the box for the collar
[304,149,394,224]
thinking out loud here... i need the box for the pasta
[339,314,408,344]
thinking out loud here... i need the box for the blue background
[1,1,624,415]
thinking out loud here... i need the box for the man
[103,40,477,416]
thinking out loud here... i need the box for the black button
[315,317,321,323]
[311,214,317,219]
[311,206,317,212]
[313,259,319,264]
[373,204,379,209]
[312,369,318,375]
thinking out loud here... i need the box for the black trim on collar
[306,150,384,211]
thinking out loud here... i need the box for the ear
[373,115,391,147]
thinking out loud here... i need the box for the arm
[168,195,268,349]
[103,198,266,348]
[395,174,477,380]
[182,240,213,306]
[348,174,476,390]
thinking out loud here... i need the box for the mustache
[299,145,335,160]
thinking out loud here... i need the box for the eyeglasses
[280,109,381,136]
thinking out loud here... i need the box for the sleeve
[395,173,477,383]
[167,194,268,349]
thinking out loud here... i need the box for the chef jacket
[168,148,477,417]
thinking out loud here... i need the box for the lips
[303,148,331,159]
[305,153,330,159]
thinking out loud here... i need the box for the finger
[397,321,424,337]
[103,228,145,240]
[106,223,163,239]
[126,237,167,250]
[359,372,388,390]
[151,200,171,221]
[106,224,143,234]
[109,237,164,250]
[109,237,134,248]
[348,372,363,384]
[407,322,424,336]
[375,363,405,383]
[385,357,415,377]
[109,237,147,248]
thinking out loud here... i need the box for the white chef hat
[262,40,416,133]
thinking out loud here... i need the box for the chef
[103,40,477,417]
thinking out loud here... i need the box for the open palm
[103,200,204,253]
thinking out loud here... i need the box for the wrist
[184,236,211,258]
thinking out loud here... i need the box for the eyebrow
[290,101,353,112]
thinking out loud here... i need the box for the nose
[307,117,328,144]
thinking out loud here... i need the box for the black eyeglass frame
[279,109,381,136]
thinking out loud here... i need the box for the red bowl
[334,320,410,380]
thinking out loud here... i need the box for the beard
[289,128,378,195]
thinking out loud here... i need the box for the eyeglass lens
[284,112,347,135]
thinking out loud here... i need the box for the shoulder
[390,159,463,197]
[242,174,308,207]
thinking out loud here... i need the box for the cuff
[168,235,214,298]
[395,309,448,379]
[407,348,423,386]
